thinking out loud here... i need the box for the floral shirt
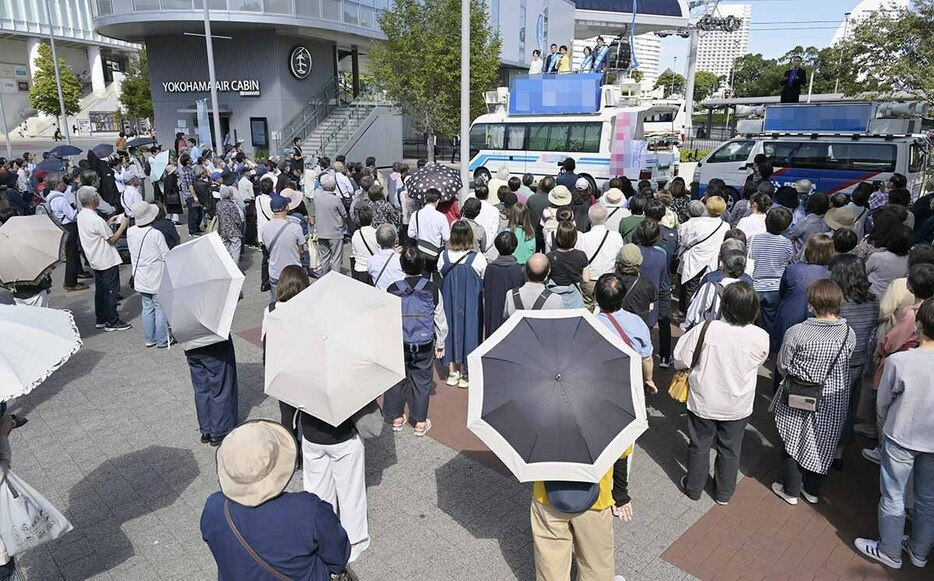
[371,200,401,229]
[216,199,243,241]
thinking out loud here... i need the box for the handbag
[668,320,711,403]
[224,500,291,581]
[0,469,73,556]
[351,400,384,439]
[782,329,847,413]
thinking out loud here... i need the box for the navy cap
[270,195,290,212]
[544,481,600,513]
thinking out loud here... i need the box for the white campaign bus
[468,88,682,192]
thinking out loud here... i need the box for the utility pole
[834,12,851,94]
[202,2,225,157]
[683,28,699,140]
[459,0,470,201]
[0,95,12,158]
[43,0,71,145]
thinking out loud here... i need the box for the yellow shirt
[532,446,632,512]
[557,54,571,73]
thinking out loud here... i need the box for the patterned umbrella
[406,163,462,202]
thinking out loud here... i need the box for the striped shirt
[840,299,880,368]
[749,233,793,293]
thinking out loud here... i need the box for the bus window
[707,140,754,163]
[528,123,570,152]
[788,143,830,170]
[505,125,527,150]
[827,143,896,172]
[469,123,505,150]
[568,123,602,153]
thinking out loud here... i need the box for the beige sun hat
[280,187,304,211]
[604,188,625,205]
[216,420,297,507]
[548,185,572,206]
[131,201,159,226]
[825,206,855,230]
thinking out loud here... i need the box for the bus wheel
[580,174,598,196]
[473,167,491,186]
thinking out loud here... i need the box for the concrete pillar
[88,45,106,94]
[26,37,43,83]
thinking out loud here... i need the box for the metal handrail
[279,78,343,151]
[318,89,384,157]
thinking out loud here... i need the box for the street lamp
[834,11,851,95]
[43,0,71,145]
[202,2,225,157]
[459,0,470,201]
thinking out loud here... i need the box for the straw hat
[825,207,855,230]
[280,187,303,211]
[548,185,572,206]
[604,188,625,205]
[131,201,159,226]
[216,420,297,507]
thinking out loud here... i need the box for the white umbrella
[150,150,170,183]
[158,233,244,350]
[265,271,405,427]
[467,309,648,483]
[0,215,66,285]
[0,305,82,401]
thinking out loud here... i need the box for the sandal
[445,371,461,386]
[391,415,407,432]
[414,419,432,437]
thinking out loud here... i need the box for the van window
[505,125,527,150]
[909,143,926,173]
[470,124,505,150]
[707,140,754,163]
[528,123,570,152]
[764,141,897,172]
[567,123,602,153]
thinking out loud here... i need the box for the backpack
[37,191,64,225]
[701,282,726,321]
[389,278,435,346]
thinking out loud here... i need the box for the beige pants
[530,500,615,581]
[581,280,597,312]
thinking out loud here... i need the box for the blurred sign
[0,62,29,94]
[509,73,603,115]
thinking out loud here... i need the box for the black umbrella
[406,163,462,202]
[126,137,157,149]
[91,143,114,158]
[466,310,648,483]
[48,144,82,157]
[36,157,66,172]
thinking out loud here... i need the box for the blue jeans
[140,292,169,347]
[878,437,934,561]
[757,290,781,335]
[186,198,203,235]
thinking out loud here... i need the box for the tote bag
[0,470,73,556]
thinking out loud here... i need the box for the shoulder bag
[415,211,442,259]
[129,228,154,290]
[587,231,611,265]
[224,500,291,581]
[782,328,848,413]
[351,400,384,439]
[668,320,711,403]
[679,221,724,258]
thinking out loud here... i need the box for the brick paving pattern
[5,234,926,580]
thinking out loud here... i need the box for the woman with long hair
[439,221,485,389]
[506,202,536,264]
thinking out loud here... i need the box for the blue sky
[657,0,862,74]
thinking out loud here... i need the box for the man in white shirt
[239,167,257,247]
[121,171,144,220]
[76,186,131,331]
[471,185,500,260]
[256,176,275,292]
[407,190,451,271]
[126,201,171,347]
[577,205,625,309]
[46,174,88,292]
[369,224,406,291]
[261,194,306,303]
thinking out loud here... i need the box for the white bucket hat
[216,420,297,507]
[131,201,159,226]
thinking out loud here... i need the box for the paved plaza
[5,233,926,581]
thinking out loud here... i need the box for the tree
[654,70,684,98]
[120,48,153,128]
[833,0,934,101]
[28,42,81,124]
[693,70,720,103]
[369,0,501,162]
[630,69,644,83]
[730,53,783,98]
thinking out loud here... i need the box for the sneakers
[903,536,928,568]
[144,342,157,348]
[862,447,882,465]
[658,356,672,369]
[801,490,819,505]
[445,371,461,386]
[94,323,106,329]
[771,482,798,505]
[854,422,878,439]
[457,377,469,389]
[854,538,902,569]
[104,321,132,332]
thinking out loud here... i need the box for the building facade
[0,1,137,135]
[695,3,750,80]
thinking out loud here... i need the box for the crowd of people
[2,138,934,579]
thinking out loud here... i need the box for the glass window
[163,0,194,9]
[192,0,226,8]
[469,124,505,150]
[343,1,358,25]
[505,125,527,150]
[322,0,340,20]
[265,0,292,13]
[295,0,319,16]
[707,140,754,164]
[827,143,897,172]
[527,123,569,152]
[568,123,601,153]
[910,143,927,173]
[134,0,162,9]
[229,0,263,10]
[359,6,374,27]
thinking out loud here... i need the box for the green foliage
[833,1,934,101]
[654,70,684,98]
[630,69,644,83]
[730,46,839,98]
[370,0,502,162]
[120,48,153,122]
[28,42,81,118]
[693,70,720,103]
[681,148,710,162]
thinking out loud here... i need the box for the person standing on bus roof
[529,49,543,75]
[780,56,806,103]
[593,37,610,73]
[543,44,559,74]
[579,47,594,73]
[557,45,572,73]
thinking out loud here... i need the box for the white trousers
[302,435,369,562]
